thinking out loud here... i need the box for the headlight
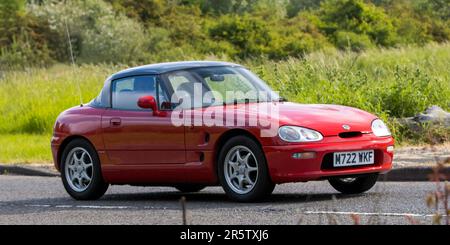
[278,126,323,142]
[371,119,391,137]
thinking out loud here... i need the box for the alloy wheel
[223,145,259,194]
[64,147,93,192]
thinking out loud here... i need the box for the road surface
[0,175,444,225]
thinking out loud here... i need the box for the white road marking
[55,205,73,208]
[24,204,51,208]
[304,211,441,217]
[75,205,131,209]
[23,204,446,218]
[25,204,134,209]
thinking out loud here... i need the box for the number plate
[333,150,374,167]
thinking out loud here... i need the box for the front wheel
[328,173,379,194]
[61,139,109,200]
[218,136,275,202]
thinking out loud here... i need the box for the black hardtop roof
[110,61,242,80]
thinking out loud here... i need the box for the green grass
[0,134,52,163]
[253,43,450,118]
[0,43,449,163]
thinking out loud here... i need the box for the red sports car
[51,61,394,202]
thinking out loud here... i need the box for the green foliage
[209,14,272,58]
[1,0,449,65]
[250,43,450,141]
[0,44,449,140]
[0,0,26,46]
[159,5,204,47]
[30,0,149,64]
[105,0,166,24]
[318,0,397,50]
[286,0,323,17]
[268,15,333,58]
[335,31,374,51]
[0,34,53,69]
[198,0,263,15]
[0,44,448,162]
[377,0,450,44]
[1,0,449,162]
[0,0,56,68]
[416,0,450,21]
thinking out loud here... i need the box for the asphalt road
[0,175,444,225]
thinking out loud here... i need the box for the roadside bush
[268,15,334,58]
[0,0,26,47]
[105,0,166,24]
[335,31,374,51]
[81,13,149,64]
[0,35,53,69]
[0,0,55,69]
[159,5,205,47]
[318,0,398,49]
[30,0,149,64]
[286,0,323,17]
[209,14,272,58]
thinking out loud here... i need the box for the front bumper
[50,134,64,172]
[263,135,394,183]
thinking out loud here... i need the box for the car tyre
[61,138,109,200]
[218,136,275,202]
[328,173,379,194]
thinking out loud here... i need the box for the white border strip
[304,211,439,217]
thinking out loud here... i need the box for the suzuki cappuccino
[51,61,394,202]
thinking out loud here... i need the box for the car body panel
[264,135,394,183]
[51,106,105,171]
[101,109,185,165]
[268,102,377,136]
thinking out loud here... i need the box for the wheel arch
[213,129,265,177]
[56,135,96,171]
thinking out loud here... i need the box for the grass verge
[0,134,52,163]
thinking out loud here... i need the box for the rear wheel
[61,139,109,200]
[218,136,275,202]
[328,173,379,194]
[175,185,206,193]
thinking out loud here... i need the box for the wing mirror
[137,96,166,116]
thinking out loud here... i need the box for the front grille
[321,150,383,170]
[338,131,362,138]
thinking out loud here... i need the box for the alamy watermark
[169,83,280,137]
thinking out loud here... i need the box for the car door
[101,75,185,165]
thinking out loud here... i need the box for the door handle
[110,118,121,126]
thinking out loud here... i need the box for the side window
[168,73,192,92]
[167,71,210,108]
[111,76,157,110]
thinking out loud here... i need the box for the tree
[286,0,323,18]
[209,14,272,58]
[0,0,26,46]
[318,0,397,49]
[104,0,166,24]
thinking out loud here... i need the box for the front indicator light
[292,152,316,159]
[387,146,394,153]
